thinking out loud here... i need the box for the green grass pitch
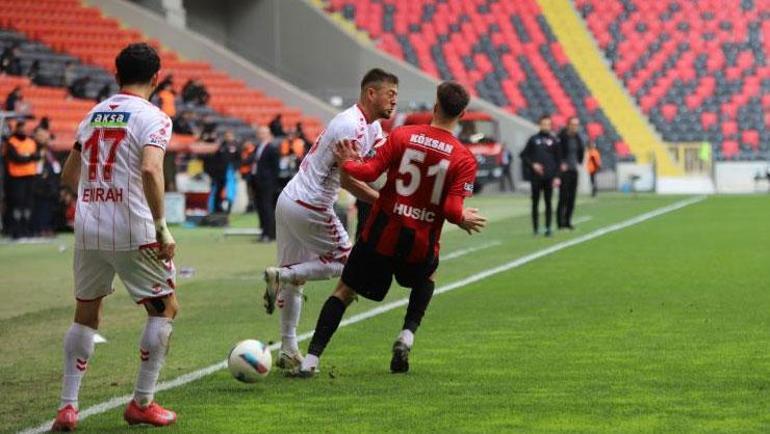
[2,194,769,433]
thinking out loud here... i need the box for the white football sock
[280,259,344,283]
[133,317,172,407]
[60,323,96,410]
[278,283,303,354]
[398,329,414,348]
[301,354,319,372]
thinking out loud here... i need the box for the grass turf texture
[3,194,768,432]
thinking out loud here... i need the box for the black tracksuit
[556,129,584,228]
[520,130,561,233]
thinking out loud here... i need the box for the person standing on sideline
[556,117,584,230]
[586,141,601,197]
[248,126,280,242]
[51,42,178,431]
[499,145,514,192]
[519,115,561,237]
[3,121,40,239]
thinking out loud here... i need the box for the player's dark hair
[436,81,470,118]
[538,114,552,123]
[360,68,399,90]
[115,43,161,86]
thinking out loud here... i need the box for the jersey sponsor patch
[409,133,454,154]
[148,131,169,148]
[90,111,131,127]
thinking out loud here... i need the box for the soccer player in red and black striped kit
[295,81,487,376]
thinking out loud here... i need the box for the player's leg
[53,250,114,432]
[276,281,305,369]
[298,279,358,375]
[543,181,554,236]
[530,179,542,234]
[298,241,392,376]
[117,248,178,427]
[273,199,351,284]
[390,258,439,374]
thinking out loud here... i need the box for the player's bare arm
[336,139,381,203]
[141,145,175,260]
[61,147,81,192]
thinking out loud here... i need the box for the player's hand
[333,139,360,164]
[459,208,487,235]
[560,163,568,172]
[553,177,561,188]
[532,162,544,176]
[154,218,176,261]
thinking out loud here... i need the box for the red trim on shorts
[337,245,352,252]
[139,242,160,250]
[295,200,327,212]
[136,290,175,305]
[166,278,176,289]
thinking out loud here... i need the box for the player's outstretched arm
[61,146,81,192]
[141,146,176,260]
[458,207,487,234]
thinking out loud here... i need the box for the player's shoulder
[327,105,366,136]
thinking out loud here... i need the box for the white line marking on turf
[19,195,705,434]
[441,241,502,260]
[572,215,593,225]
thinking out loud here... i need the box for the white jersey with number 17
[73,92,172,251]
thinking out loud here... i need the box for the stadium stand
[0,0,322,150]
[577,0,770,160]
[327,0,626,167]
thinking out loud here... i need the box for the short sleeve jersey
[73,92,172,251]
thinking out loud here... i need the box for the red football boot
[51,405,78,432]
[123,400,177,427]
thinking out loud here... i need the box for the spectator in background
[31,128,60,237]
[247,126,280,242]
[3,121,40,238]
[520,114,561,237]
[61,61,79,89]
[0,44,22,76]
[556,116,584,230]
[204,130,241,214]
[5,86,27,113]
[269,114,285,137]
[173,110,199,136]
[35,116,51,133]
[155,80,176,117]
[27,60,40,84]
[57,187,76,232]
[586,141,602,197]
[181,78,209,106]
[95,82,112,102]
[499,145,514,192]
[294,122,311,157]
[68,75,90,99]
[199,115,218,142]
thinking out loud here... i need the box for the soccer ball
[227,339,272,383]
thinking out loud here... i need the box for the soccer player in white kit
[52,43,179,431]
[263,69,399,369]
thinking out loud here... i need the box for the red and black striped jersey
[342,124,477,263]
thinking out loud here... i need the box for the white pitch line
[441,241,503,260]
[19,195,705,434]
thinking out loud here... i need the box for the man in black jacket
[557,117,584,230]
[248,126,280,242]
[520,115,561,236]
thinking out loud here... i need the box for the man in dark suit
[248,126,280,242]
[557,117,584,230]
[520,115,561,237]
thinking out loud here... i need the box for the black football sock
[307,296,347,357]
[402,280,435,333]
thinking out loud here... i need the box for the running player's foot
[51,405,78,432]
[263,267,280,314]
[275,349,304,370]
[284,365,317,378]
[123,400,176,427]
[390,340,411,374]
